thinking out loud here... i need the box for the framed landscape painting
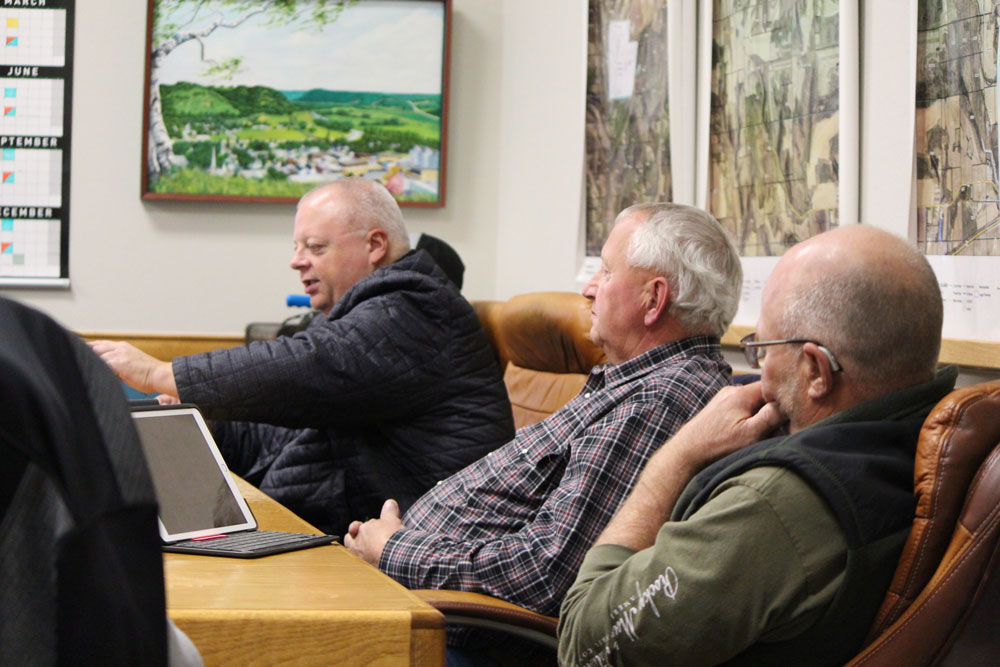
[141,0,450,207]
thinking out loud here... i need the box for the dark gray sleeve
[173,294,450,428]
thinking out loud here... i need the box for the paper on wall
[607,20,638,100]
[734,255,1000,343]
[927,255,1000,342]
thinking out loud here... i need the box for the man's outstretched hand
[87,340,178,398]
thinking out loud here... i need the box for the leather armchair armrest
[412,590,558,650]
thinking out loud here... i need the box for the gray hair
[779,237,942,386]
[621,203,742,337]
[302,178,410,257]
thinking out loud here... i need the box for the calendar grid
[0,9,66,68]
[0,217,60,278]
[0,78,64,136]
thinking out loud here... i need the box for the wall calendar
[0,0,73,287]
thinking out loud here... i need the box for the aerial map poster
[916,0,1000,256]
[702,0,858,329]
[0,0,73,287]
[916,0,1000,344]
[708,0,842,258]
[142,0,450,207]
[585,0,671,256]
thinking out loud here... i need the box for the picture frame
[141,0,451,207]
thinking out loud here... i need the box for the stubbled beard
[772,368,804,432]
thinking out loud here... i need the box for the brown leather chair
[846,379,1000,666]
[472,292,606,429]
[413,589,559,650]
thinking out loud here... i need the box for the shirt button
[584,392,592,398]
[521,448,529,455]
[436,480,443,485]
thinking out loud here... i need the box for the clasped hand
[597,382,786,550]
[670,381,786,473]
[344,499,406,566]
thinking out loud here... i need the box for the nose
[582,273,598,299]
[290,247,306,271]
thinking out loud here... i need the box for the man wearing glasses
[559,224,958,667]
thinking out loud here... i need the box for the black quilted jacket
[173,250,515,535]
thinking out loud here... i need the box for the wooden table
[165,479,445,665]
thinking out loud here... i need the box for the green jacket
[558,367,957,666]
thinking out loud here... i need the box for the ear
[642,276,670,327]
[801,342,836,400]
[367,229,389,265]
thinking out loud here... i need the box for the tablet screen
[132,407,256,541]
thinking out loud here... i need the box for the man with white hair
[558,225,957,666]
[91,178,514,536]
[345,203,742,663]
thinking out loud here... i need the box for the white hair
[621,203,742,337]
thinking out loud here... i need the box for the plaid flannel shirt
[379,336,730,617]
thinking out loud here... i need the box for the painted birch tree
[147,0,355,179]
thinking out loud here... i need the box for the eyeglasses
[740,333,842,372]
